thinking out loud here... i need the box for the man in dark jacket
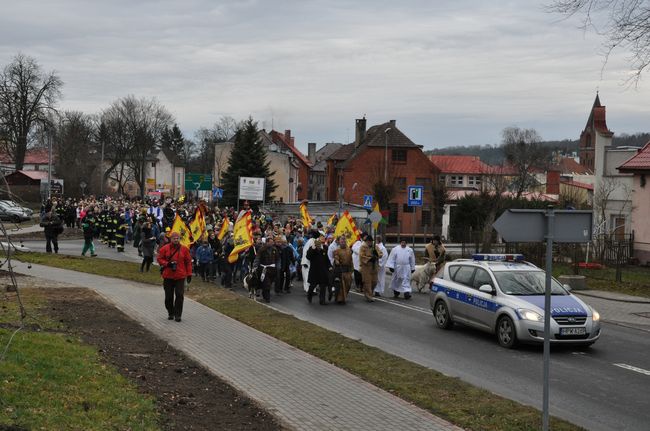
[278,238,295,293]
[253,237,279,303]
[40,211,63,253]
[306,238,332,305]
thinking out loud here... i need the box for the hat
[165,227,171,232]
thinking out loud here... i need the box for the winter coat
[157,243,192,280]
[196,245,213,264]
[307,245,331,285]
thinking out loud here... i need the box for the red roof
[560,179,594,191]
[270,130,312,167]
[0,147,51,165]
[618,142,650,171]
[554,157,592,175]
[429,155,491,174]
[10,170,50,180]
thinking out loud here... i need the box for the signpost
[184,173,212,191]
[407,186,423,246]
[492,208,592,431]
[238,177,266,210]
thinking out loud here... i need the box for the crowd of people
[39,195,447,322]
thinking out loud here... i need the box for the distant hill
[426,133,650,164]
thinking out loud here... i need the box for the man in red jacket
[157,232,193,322]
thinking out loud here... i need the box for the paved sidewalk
[5,223,42,235]
[10,261,462,431]
[575,290,650,333]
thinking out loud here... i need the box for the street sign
[407,185,423,206]
[363,195,373,209]
[184,173,212,191]
[239,177,265,201]
[213,187,223,199]
[493,209,592,243]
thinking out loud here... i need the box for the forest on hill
[426,132,650,165]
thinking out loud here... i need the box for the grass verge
[554,263,650,299]
[14,252,582,431]
[0,288,160,430]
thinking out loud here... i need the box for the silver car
[429,254,601,348]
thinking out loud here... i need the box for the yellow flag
[300,202,313,229]
[372,202,381,230]
[334,211,361,248]
[228,210,253,264]
[170,214,193,248]
[188,207,206,242]
[327,213,336,227]
[217,216,229,241]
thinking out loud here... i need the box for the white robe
[351,240,362,272]
[327,241,339,266]
[301,238,315,292]
[374,242,389,294]
[386,245,416,293]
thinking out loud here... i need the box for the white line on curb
[613,363,650,376]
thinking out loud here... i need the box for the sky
[2,0,650,155]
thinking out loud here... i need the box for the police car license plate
[560,327,586,336]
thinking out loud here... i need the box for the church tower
[579,93,613,172]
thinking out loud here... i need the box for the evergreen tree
[161,123,186,162]
[221,118,277,207]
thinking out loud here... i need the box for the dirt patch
[9,227,84,241]
[39,288,284,431]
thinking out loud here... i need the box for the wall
[630,175,650,264]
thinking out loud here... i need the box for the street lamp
[384,127,391,182]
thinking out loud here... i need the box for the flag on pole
[300,201,313,229]
[228,210,254,264]
[188,207,207,242]
[217,216,229,241]
[170,214,193,248]
[326,213,337,227]
[371,202,387,230]
[334,211,361,248]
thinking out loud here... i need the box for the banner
[228,210,253,264]
[327,213,337,227]
[217,216,229,241]
[189,207,207,242]
[334,211,361,248]
[170,214,193,249]
[371,202,387,230]
[300,202,313,229]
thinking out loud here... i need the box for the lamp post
[384,127,391,182]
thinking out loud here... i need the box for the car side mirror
[563,284,572,292]
[478,284,495,294]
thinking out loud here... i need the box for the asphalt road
[16,238,650,431]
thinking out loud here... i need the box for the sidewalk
[10,260,462,431]
[5,223,42,236]
[574,290,650,332]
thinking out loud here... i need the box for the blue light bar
[472,254,524,262]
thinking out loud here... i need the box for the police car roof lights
[472,253,524,262]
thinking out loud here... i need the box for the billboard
[239,177,265,201]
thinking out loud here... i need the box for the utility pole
[47,125,52,200]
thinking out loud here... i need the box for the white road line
[613,363,650,376]
[349,291,431,315]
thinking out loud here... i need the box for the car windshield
[493,271,567,296]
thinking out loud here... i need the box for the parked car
[0,200,34,217]
[430,254,601,348]
[0,201,32,223]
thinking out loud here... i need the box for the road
[17,238,650,431]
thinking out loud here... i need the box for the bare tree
[548,0,650,82]
[0,54,63,169]
[501,127,551,198]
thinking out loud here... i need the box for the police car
[429,254,601,348]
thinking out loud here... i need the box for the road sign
[363,195,373,209]
[493,209,592,243]
[407,185,423,206]
[239,177,265,201]
[184,173,212,191]
[213,187,223,199]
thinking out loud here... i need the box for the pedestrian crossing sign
[363,195,373,209]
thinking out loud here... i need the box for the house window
[439,175,446,184]
[395,177,407,191]
[468,176,481,187]
[402,204,415,213]
[421,204,432,228]
[151,162,156,168]
[388,203,398,226]
[450,175,463,186]
[392,149,407,162]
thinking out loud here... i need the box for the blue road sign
[363,195,373,209]
[407,185,423,206]
[213,187,223,199]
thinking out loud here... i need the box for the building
[430,155,491,189]
[3,170,54,202]
[325,118,439,235]
[579,94,636,235]
[269,130,311,202]
[307,142,342,201]
[618,142,650,264]
[0,148,53,175]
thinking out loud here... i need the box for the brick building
[326,118,439,235]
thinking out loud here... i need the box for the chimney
[389,119,396,128]
[546,170,560,195]
[308,142,316,164]
[354,117,366,148]
[284,129,292,146]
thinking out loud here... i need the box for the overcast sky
[2,0,649,154]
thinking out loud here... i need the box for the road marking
[613,363,650,376]
[349,292,431,315]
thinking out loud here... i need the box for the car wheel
[434,300,453,329]
[496,315,517,348]
[11,215,20,223]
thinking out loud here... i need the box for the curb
[575,291,650,305]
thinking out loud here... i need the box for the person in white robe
[386,240,416,299]
[351,234,366,291]
[374,235,389,297]
[301,231,320,292]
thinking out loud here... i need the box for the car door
[465,268,498,330]
[447,265,476,323]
